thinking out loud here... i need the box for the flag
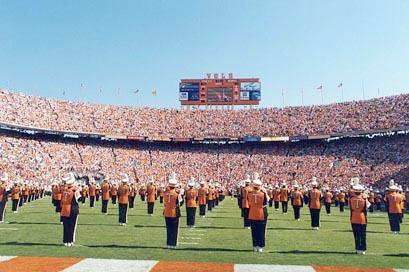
[152,89,157,96]
[99,87,103,93]
[62,90,66,96]
[317,85,323,90]
[133,89,139,94]
[337,83,343,88]
[80,83,85,89]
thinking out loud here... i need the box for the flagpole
[281,88,285,108]
[341,86,344,102]
[361,80,365,99]
[321,85,324,104]
[301,88,304,106]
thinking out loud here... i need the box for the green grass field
[0,197,408,269]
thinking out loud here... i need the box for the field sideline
[0,197,408,269]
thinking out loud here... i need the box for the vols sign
[180,74,261,106]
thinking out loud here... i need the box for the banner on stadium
[289,135,308,141]
[308,134,331,140]
[242,136,261,142]
[105,134,127,139]
[270,136,289,142]
[127,136,146,141]
[173,138,191,142]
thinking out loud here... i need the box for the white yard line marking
[235,264,315,272]
[0,228,18,231]
[178,242,199,245]
[180,237,202,240]
[0,256,16,262]
[63,259,158,272]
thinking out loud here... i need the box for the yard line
[178,242,199,245]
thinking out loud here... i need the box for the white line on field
[178,242,199,245]
[180,237,202,240]
[0,228,18,231]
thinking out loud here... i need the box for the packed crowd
[0,89,408,138]
[0,132,408,191]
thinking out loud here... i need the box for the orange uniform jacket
[11,186,20,200]
[163,189,179,218]
[386,192,402,214]
[325,192,333,204]
[248,190,268,221]
[102,183,110,201]
[292,190,303,207]
[273,189,280,201]
[185,188,198,208]
[198,187,207,205]
[147,185,157,203]
[118,185,130,204]
[350,195,367,224]
[309,189,322,209]
[61,188,75,217]
[0,185,6,202]
[280,188,289,202]
[241,186,252,208]
[89,185,96,197]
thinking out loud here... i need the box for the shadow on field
[383,253,409,257]
[276,250,356,255]
[8,221,120,227]
[0,242,61,247]
[333,229,409,235]
[181,247,250,253]
[268,227,313,231]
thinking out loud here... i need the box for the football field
[0,197,408,269]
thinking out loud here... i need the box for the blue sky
[1,0,409,108]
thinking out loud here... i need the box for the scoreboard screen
[207,88,233,102]
[180,74,260,106]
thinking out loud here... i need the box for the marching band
[0,170,407,255]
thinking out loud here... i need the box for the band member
[291,181,303,221]
[198,180,207,218]
[118,174,130,226]
[60,173,81,247]
[280,183,289,214]
[164,172,181,249]
[128,183,136,209]
[386,181,403,234]
[248,173,268,253]
[0,174,10,223]
[139,185,146,202]
[325,190,333,215]
[23,183,29,204]
[101,177,110,214]
[375,190,382,211]
[207,183,214,212]
[81,184,88,205]
[185,178,198,228]
[273,185,280,210]
[349,179,368,255]
[368,189,375,213]
[159,186,164,204]
[338,190,346,213]
[89,178,96,208]
[309,178,322,230]
[95,183,100,202]
[241,177,252,229]
[147,178,157,216]
[11,182,21,213]
[111,182,118,205]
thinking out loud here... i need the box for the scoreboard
[179,73,261,106]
